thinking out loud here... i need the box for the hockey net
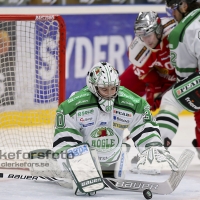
[0,15,66,167]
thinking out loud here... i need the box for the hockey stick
[0,172,72,184]
[103,149,194,195]
[0,149,194,196]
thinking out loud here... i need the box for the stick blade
[103,149,194,195]
[168,149,194,192]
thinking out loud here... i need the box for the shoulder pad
[117,86,142,106]
[128,37,151,67]
[67,89,94,105]
[60,89,97,115]
[161,17,177,37]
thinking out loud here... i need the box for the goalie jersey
[53,86,162,167]
[128,17,177,83]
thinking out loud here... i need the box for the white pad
[90,147,103,178]
[57,144,104,194]
[29,149,73,188]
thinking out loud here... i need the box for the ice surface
[0,115,200,200]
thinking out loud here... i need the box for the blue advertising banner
[63,13,167,98]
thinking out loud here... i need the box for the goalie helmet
[134,11,163,38]
[86,62,120,113]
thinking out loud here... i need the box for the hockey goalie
[29,62,179,196]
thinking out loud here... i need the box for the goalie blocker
[172,71,200,112]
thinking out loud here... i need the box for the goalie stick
[0,149,194,196]
[0,172,72,184]
[103,149,194,195]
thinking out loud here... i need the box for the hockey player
[156,0,200,156]
[120,11,177,114]
[48,61,178,194]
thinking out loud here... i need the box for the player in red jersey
[120,11,177,113]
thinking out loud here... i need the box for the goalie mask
[134,11,163,40]
[86,62,120,113]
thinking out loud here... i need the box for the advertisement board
[64,13,167,98]
[0,6,168,100]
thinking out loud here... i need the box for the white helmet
[86,62,120,113]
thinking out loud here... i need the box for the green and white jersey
[168,9,200,80]
[53,86,162,166]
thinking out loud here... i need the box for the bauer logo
[81,178,102,187]
[115,181,159,190]
[8,174,39,180]
[67,144,89,158]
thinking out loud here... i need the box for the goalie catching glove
[136,146,178,174]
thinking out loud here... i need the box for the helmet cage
[95,82,119,101]
[86,62,120,101]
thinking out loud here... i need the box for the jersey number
[143,107,154,123]
[170,51,177,68]
[56,112,65,128]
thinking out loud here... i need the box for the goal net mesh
[0,15,66,165]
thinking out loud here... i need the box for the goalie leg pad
[90,147,103,178]
[29,149,73,188]
[57,143,105,194]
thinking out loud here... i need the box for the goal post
[0,15,66,165]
